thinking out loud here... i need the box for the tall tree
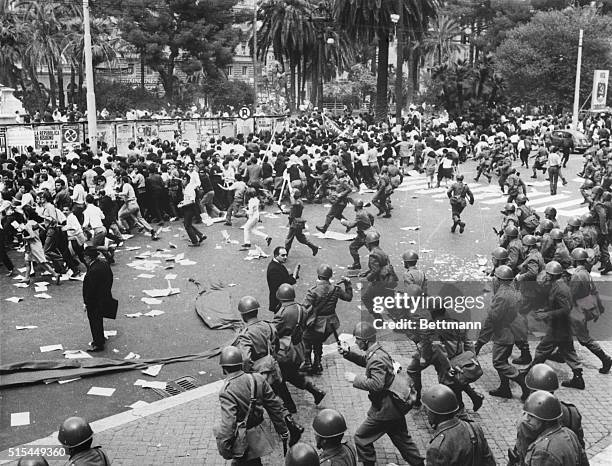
[334,0,438,121]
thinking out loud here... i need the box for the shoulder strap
[244,374,257,426]
[343,443,357,463]
[462,420,480,466]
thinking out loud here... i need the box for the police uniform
[319,442,357,466]
[552,241,572,270]
[563,229,585,253]
[523,425,588,466]
[540,232,556,263]
[516,204,539,235]
[518,248,545,314]
[361,245,396,314]
[343,342,424,466]
[67,447,111,466]
[489,283,522,380]
[426,417,495,466]
[372,174,391,216]
[402,266,427,295]
[592,198,611,269]
[506,237,524,273]
[215,370,289,464]
[446,181,474,230]
[319,177,352,232]
[284,197,318,254]
[346,210,372,268]
[505,173,520,203]
[303,280,353,373]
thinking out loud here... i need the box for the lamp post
[311,3,333,110]
[391,11,402,126]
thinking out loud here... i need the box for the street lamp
[311,2,333,110]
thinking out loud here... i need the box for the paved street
[2,155,612,462]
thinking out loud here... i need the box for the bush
[95,80,167,114]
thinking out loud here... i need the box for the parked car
[551,129,591,153]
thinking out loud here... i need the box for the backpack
[519,206,540,230]
[378,348,418,415]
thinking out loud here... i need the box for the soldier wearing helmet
[312,409,357,465]
[57,416,110,465]
[422,384,495,466]
[446,174,474,233]
[505,168,521,203]
[17,458,49,466]
[285,443,321,466]
[488,246,509,277]
[315,166,353,234]
[215,347,300,462]
[543,206,560,229]
[360,230,398,314]
[564,217,585,253]
[548,228,572,270]
[302,264,353,375]
[338,322,425,466]
[568,248,612,374]
[508,364,585,465]
[371,164,393,218]
[591,187,612,273]
[341,199,374,270]
[401,250,427,295]
[578,213,601,270]
[515,195,540,235]
[499,203,518,238]
[519,391,588,466]
[529,261,584,389]
[283,188,320,256]
[501,225,524,273]
[579,178,594,205]
[272,283,327,412]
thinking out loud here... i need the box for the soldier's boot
[311,349,323,375]
[489,376,513,399]
[561,369,586,390]
[410,373,422,407]
[594,349,612,374]
[511,371,530,401]
[451,217,459,233]
[305,382,326,405]
[464,384,484,412]
[512,341,533,365]
[547,351,565,363]
[299,347,313,373]
[285,415,304,447]
[459,221,466,234]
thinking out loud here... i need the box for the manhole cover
[151,376,200,398]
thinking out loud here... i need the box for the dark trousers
[354,416,424,465]
[548,166,560,195]
[492,343,519,379]
[322,203,347,231]
[599,235,610,267]
[532,336,581,370]
[520,149,530,167]
[43,227,64,272]
[285,226,316,253]
[275,360,309,412]
[87,307,105,347]
[372,193,389,215]
[0,228,14,271]
[183,204,204,245]
[232,458,262,466]
[349,235,366,266]
[149,190,164,222]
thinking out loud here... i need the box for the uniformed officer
[285,443,320,466]
[302,264,353,375]
[591,189,612,274]
[505,167,521,203]
[372,166,392,218]
[316,171,352,233]
[17,458,49,466]
[214,347,299,464]
[579,178,594,205]
[520,391,588,466]
[446,174,474,233]
[341,199,373,270]
[486,265,530,400]
[515,194,539,235]
[529,261,585,389]
[360,230,398,314]
[563,217,585,253]
[312,409,357,465]
[549,228,572,270]
[422,384,495,466]
[498,204,518,237]
[488,246,509,276]
[569,248,612,374]
[284,188,320,256]
[580,213,601,271]
[338,322,424,466]
[508,363,585,465]
[503,225,524,273]
[273,284,327,411]
[401,250,427,294]
[57,417,111,466]
[538,220,556,262]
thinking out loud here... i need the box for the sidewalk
[2,339,612,465]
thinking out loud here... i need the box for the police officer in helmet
[58,416,110,465]
[285,443,320,466]
[312,409,357,465]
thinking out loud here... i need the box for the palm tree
[334,0,438,121]
[421,15,466,66]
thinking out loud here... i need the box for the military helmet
[316,264,333,279]
[522,235,537,246]
[504,225,519,238]
[276,283,296,302]
[583,179,594,189]
[523,390,562,421]
[17,458,49,466]
[568,216,582,228]
[422,384,459,415]
[540,219,554,232]
[592,186,603,198]
[456,174,464,181]
[353,199,364,209]
[571,248,588,261]
[364,229,381,244]
[284,443,320,466]
[402,250,419,263]
[516,194,527,204]
[58,417,94,448]
[492,246,509,261]
[502,203,516,214]
[353,322,376,341]
[219,346,243,367]
[238,295,260,314]
[581,213,595,225]
[387,157,394,164]
[525,364,559,392]
[549,228,563,240]
[494,265,514,280]
[545,261,563,276]
[544,206,557,217]
[312,409,347,438]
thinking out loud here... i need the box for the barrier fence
[0,116,289,157]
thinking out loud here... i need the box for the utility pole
[252,1,258,114]
[572,29,583,131]
[395,0,404,126]
[83,0,97,154]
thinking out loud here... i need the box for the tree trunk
[301,57,307,106]
[469,20,475,66]
[57,60,65,112]
[69,65,76,106]
[47,59,57,109]
[289,57,296,111]
[310,54,317,109]
[374,32,389,122]
[141,51,145,91]
[296,58,302,110]
[395,22,404,124]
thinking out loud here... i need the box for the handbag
[449,350,483,385]
[101,297,118,320]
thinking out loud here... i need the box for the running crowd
[3,108,612,466]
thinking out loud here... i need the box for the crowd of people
[4,107,612,465]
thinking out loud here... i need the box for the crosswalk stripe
[523,194,571,207]
[430,185,498,199]
[474,192,507,201]
[558,206,589,217]
[480,191,553,205]
[539,198,584,209]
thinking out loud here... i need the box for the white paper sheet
[16,325,38,330]
[141,297,163,305]
[11,412,30,426]
[127,400,150,409]
[141,364,163,377]
[40,344,63,352]
[63,350,93,359]
[104,330,117,338]
[134,379,167,389]
[125,312,143,318]
[87,387,116,397]
[143,310,165,317]
[34,293,52,299]
[137,274,155,279]
[6,297,23,303]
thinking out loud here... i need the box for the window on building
[226,66,233,76]
[242,66,248,76]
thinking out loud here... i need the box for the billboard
[591,69,610,111]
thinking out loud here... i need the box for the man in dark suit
[267,246,299,313]
[83,246,114,352]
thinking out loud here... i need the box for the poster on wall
[115,123,134,155]
[135,122,159,143]
[96,123,115,148]
[34,126,61,155]
[158,121,178,142]
[591,70,610,111]
[181,120,199,147]
[6,126,35,153]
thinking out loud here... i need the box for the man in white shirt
[547,148,562,195]
[83,194,106,249]
[178,174,206,246]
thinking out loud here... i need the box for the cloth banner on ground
[195,288,243,330]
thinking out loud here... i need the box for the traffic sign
[239,106,252,120]
[62,127,79,143]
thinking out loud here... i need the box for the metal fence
[0,116,289,156]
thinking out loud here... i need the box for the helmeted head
[238,295,259,319]
[402,250,418,265]
[316,264,333,280]
[502,203,515,214]
[456,174,464,182]
[567,216,582,229]
[540,219,554,233]
[364,229,380,247]
[312,409,347,448]
[523,391,562,437]
[58,417,94,450]
[522,235,537,247]
[219,346,243,372]
[571,247,588,264]
[525,364,559,392]
[549,228,563,241]
[284,442,320,466]
[492,246,509,262]
[516,194,527,205]
[276,283,296,302]
[17,457,49,466]
[494,265,514,281]
[545,261,563,277]
[353,322,376,350]
[581,213,595,225]
[422,384,459,428]
[504,225,519,239]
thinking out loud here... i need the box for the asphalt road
[0,154,596,449]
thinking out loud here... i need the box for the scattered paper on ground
[143,288,180,298]
[164,273,177,280]
[244,245,270,261]
[400,226,421,231]
[104,330,117,338]
[176,259,196,266]
[134,379,167,389]
[142,297,163,305]
[142,364,163,377]
[126,312,143,318]
[143,310,165,317]
[14,283,28,288]
[87,387,116,397]
[137,274,155,279]
[12,275,26,280]
[16,325,38,330]
[58,378,81,384]
[34,293,52,299]
[40,344,63,352]
[11,412,30,427]
[124,352,141,360]
[64,350,93,359]
[6,297,23,303]
[312,231,356,241]
[127,400,150,409]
